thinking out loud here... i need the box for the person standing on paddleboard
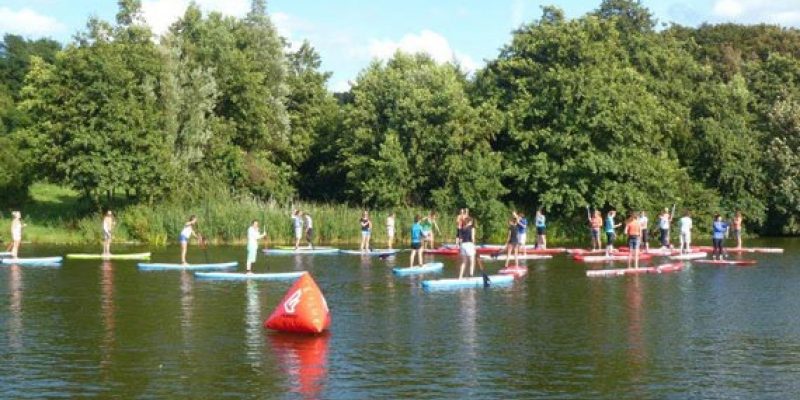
[409,215,424,268]
[427,212,441,249]
[504,215,521,269]
[732,211,743,249]
[711,214,729,260]
[517,212,528,254]
[386,212,396,250]
[102,210,115,256]
[303,212,314,249]
[658,208,672,249]
[625,213,642,269]
[535,209,547,249]
[638,211,650,252]
[291,210,303,250]
[604,210,621,256]
[179,215,198,265]
[458,217,477,279]
[679,210,693,254]
[589,210,603,250]
[455,209,466,246]
[419,214,433,251]
[246,220,267,273]
[9,211,24,259]
[359,211,372,252]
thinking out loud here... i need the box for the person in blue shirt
[605,210,621,256]
[409,215,424,268]
[535,209,547,249]
[711,214,729,260]
[516,212,528,254]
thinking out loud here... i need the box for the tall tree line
[1,0,799,235]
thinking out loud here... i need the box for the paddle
[198,233,210,264]
[476,254,490,287]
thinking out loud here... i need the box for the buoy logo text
[284,290,302,314]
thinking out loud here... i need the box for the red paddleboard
[656,262,684,273]
[424,248,460,255]
[693,259,757,266]
[498,265,528,277]
[575,253,653,263]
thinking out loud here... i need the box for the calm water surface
[1,239,799,399]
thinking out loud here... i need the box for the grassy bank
[2,183,751,247]
[0,183,519,245]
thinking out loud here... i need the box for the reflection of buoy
[269,332,329,397]
[265,273,331,334]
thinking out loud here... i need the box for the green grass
[4,183,726,246]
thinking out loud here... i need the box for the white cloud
[710,0,800,26]
[331,79,352,93]
[712,0,744,18]
[367,29,482,73]
[0,7,65,36]
[141,0,249,35]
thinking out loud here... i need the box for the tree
[338,52,506,231]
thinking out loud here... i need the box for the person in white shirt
[638,211,649,251]
[9,211,24,259]
[246,220,266,273]
[386,213,396,249]
[291,210,303,250]
[102,210,115,256]
[304,213,314,249]
[679,211,693,254]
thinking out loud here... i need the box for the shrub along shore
[1,184,755,247]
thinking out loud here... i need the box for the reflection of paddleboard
[137,262,238,271]
[479,254,552,261]
[422,275,514,290]
[194,271,306,280]
[693,259,757,266]
[339,249,398,256]
[1,256,63,265]
[498,265,528,277]
[656,262,684,273]
[392,262,444,276]
[66,252,151,260]
[586,267,657,277]
[670,252,707,260]
[263,248,340,255]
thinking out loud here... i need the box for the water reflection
[625,277,646,369]
[458,289,478,379]
[180,270,193,348]
[8,265,22,352]
[245,280,263,368]
[268,333,330,399]
[100,261,116,373]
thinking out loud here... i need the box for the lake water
[1,239,799,399]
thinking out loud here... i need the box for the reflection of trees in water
[268,333,330,399]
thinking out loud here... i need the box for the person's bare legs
[180,241,188,265]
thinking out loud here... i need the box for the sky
[1,0,799,91]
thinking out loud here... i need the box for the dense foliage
[2,0,800,239]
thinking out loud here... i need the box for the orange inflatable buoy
[265,273,331,334]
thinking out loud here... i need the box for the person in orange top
[732,211,743,249]
[625,212,642,269]
[589,210,603,250]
